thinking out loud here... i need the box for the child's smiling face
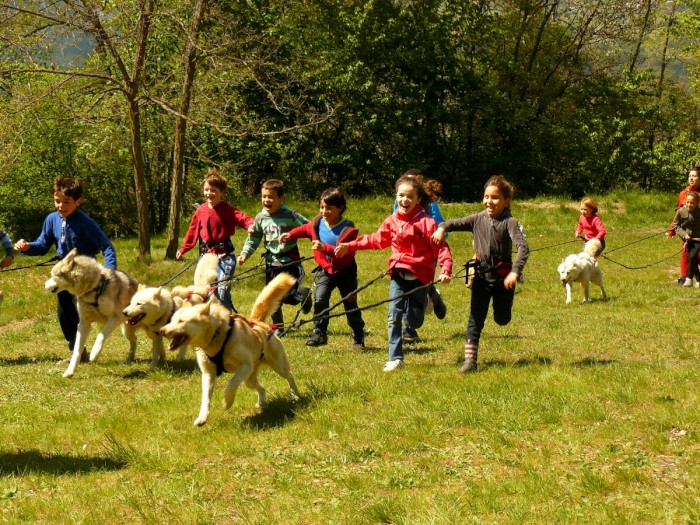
[203,182,224,208]
[53,191,82,218]
[320,200,343,225]
[686,195,698,212]
[483,185,509,218]
[262,187,283,214]
[395,183,419,215]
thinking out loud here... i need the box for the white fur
[557,239,607,304]
[45,249,139,377]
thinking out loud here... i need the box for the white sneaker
[383,359,404,372]
[695,282,700,289]
[684,278,693,287]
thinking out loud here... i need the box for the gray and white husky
[45,249,139,378]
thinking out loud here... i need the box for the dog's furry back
[250,273,296,322]
[194,253,218,287]
[583,238,602,258]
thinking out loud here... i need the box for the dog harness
[86,275,109,307]
[207,316,274,376]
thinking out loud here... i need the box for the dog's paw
[193,416,208,426]
[62,370,75,379]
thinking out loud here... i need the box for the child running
[335,175,452,372]
[279,188,366,348]
[575,197,606,257]
[176,169,253,311]
[393,169,448,345]
[668,167,700,285]
[672,191,700,287]
[14,176,116,359]
[237,179,312,332]
[432,175,529,373]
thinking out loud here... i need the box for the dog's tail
[250,273,297,322]
[583,238,602,257]
[194,253,220,286]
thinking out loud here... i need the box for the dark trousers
[57,290,79,350]
[266,262,305,327]
[466,275,515,346]
[313,263,365,337]
[687,240,700,281]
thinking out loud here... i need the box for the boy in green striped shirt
[237,179,312,332]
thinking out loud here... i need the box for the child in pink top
[575,197,606,257]
[335,175,452,372]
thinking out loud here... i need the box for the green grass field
[0,192,698,524]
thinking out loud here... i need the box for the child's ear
[75,197,83,207]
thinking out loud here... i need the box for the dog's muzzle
[167,334,188,351]
[125,313,146,326]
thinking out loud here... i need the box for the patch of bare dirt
[0,318,34,334]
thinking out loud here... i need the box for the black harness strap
[87,275,109,307]
[209,316,235,376]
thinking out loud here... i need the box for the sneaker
[684,278,693,287]
[305,332,327,347]
[352,333,365,349]
[300,287,313,314]
[383,359,404,372]
[678,277,687,287]
[431,288,447,320]
[459,358,478,374]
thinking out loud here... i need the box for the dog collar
[87,275,109,307]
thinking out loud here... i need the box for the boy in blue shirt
[15,176,116,356]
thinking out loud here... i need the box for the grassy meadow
[0,192,698,524]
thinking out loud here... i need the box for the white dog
[160,273,301,426]
[45,249,139,378]
[558,238,607,304]
[122,286,187,368]
[122,253,220,368]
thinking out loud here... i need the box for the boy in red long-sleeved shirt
[176,169,253,311]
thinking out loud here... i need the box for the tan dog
[171,252,219,306]
[160,273,301,426]
[123,286,186,368]
[45,249,139,378]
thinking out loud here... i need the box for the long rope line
[0,256,59,273]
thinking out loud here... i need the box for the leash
[211,255,316,287]
[604,230,667,254]
[157,259,198,286]
[528,238,579,253]
[0,255,59,273]
[600,249,682,270]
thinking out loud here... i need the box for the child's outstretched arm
[432,226,446,245]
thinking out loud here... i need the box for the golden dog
[160,273,301,426]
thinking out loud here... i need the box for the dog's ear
[155,287,162,299]
[64,249,77,265]
[202,301,212,315]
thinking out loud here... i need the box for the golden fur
[160,273,300,426]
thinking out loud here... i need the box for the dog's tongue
[126,314,145,326]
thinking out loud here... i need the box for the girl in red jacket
[335,176,452,372]
[668,167,700,285]
[280,188,366,348]
[575,197,606,257]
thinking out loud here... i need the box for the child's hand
[311,240,323,252]
[432,228,445,245]
[175,250,183,260]
[247,225,255,235]
[279,233,291,243]
[335,244,349,258]
[237,254,247,266]
[503,272,518,290]
[14,239,29,252]
[437,273,451,284]
[0,256,13,269]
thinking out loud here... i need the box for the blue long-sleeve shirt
[0,229,13,258]
[24,210,117,269]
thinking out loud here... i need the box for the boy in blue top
[15,176,116,355]
[237,179,312,332]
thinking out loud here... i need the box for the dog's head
[557,254,580,286]
[160,301,225,351]
[45,249,79,294]
[123,286,168,326]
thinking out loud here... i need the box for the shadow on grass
[120,359,198,379]
[0,355,64,367]
[570,357,617,367]
[478,355,553,369]
[242,394,313,431]
[0,450,127,476]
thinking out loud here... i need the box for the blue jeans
[466,275,514,346]
[313,262,365,337]
[215,253,237,311]
[266,262,305,326]
[388,274,428,361]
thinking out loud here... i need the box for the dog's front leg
[176,345,188,363]
[223,363,253,411]
[146,331,165,370]
[194,350,217,426]
[582,280,591,303]
[565,284,573,304]
[89,316,123,363]
[122,323,138,363]
[63,320,91,378]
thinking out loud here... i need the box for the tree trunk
[165,0,208,259]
